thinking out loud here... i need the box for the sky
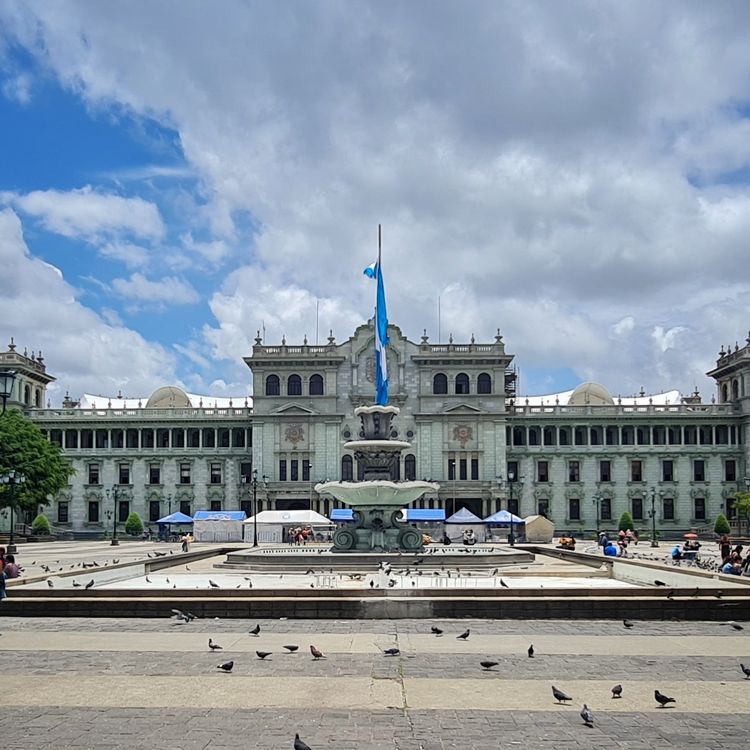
[2,1,750,405]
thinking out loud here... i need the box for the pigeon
[730,623,744,631]
[527,645,534,658]
[500,578,510,588]
[208,579,220,588]
[480,660,499,670]
[112,559,119,564]
[740,663,750,679]
[47,580,54,588]
[431,627,444,637]
[623,619,634,629]
[72,581,81,587]
[294,734,312,750]
[552,686,572,704]
[249,624,261,636]
[654,689,675,707]
[185,565,191,571]
[216,661,234,672]
[611,684,623,698]
[256,651,272,659]
[369,580,375,588]
[666,590,675,600]
[714,590,723,599]
[580,704,594,727]
[456,629,470,640]
[145,576,152,583]
[186,612,198,621]
[690,587,700,598]
[165,578,170,584]
[85,580,95,590]
[383,648,400,656]
[171,608,193,622]
[310,645,326,659]
[654,580,666,586]
[209,638,223,651]
[283,645,299,653]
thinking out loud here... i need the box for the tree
[714,513,731,535]
[618,511,634,532]
[0,410,73,512]
[31,513,52,535]
[125,511,144,536]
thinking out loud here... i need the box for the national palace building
[3,322,750,536]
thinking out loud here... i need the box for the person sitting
[603,543,618,557]
[722,560,742,575]
[463,529,476,546]
[2,554,20,579]
[671,545,683,562]
[558,536,576,550]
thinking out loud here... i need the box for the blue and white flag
[363,258,389,405]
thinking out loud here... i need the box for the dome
[568,382,614,406]
[145,386,191,408]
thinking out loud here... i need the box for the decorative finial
[328,329,335,345]
[648,396,652,405]
[470,333,475,344]
[107,399,112,408]
[736,341,740,351]
[23,347,27,357]
[117,389,123,399]
[37,350,43,363]
[303,334,308,345]
[617,395,622,404]
[282,334,286,345]
[720,345,725,356]
[8,337,15,351]
[711,394,716,403]
[30,350,35,360]
[244,396,248,407]
[254,330,262,345]
[199,397,203,407]
[421,329,429,344]
[449,333,453,344]
[495,328,503,343]
[229,397,233,407]
[639,386,645,397]
[47,399,51,408]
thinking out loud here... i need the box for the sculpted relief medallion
[453,424,473,447]
[285,424,305,446]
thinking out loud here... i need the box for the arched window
[265,374,280,396]
[722,383,729,403]
[287,374,302,396]
[309,374,324,395]
[477,373,491,394]
[341,455,353,481]
[433,373,448,394]
[455,373,470,394]
[35,389,42,408]
[732,379,739,400]
[404,454,416,481]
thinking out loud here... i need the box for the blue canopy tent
[156,511,194,524]
[330,508,445,522]
[483,509,525,545]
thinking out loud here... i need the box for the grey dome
[568,382,614,406]
[145,386,191,408]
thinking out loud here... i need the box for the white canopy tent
[444,507,486,543]
[242,509,334,544]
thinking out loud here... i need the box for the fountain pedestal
[316,406,439,553]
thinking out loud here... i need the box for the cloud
[3,3,750,398]
[0,208,178,399]
[3,186,165,241]
[111,272,199,305]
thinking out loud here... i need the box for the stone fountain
[315,405,439,552]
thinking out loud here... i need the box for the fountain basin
[315,480,440,507]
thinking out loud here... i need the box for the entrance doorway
[275,499,310,511]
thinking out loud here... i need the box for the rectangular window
[630,460,642,482]
[149,464,161,485]
[118,463,130,485]
[725,459,736,482]
[600,497,612,520]
[599,460,611,482]
[507,460,519,481]
[240,500,253,516]
[508,497,519,515]
[210,500,222,511]
[279,460,287,481]
[537,498,549,517]
[694,497,706,520]
[662,459,673,482]
[663,497,675,520]
[537,460,549,483]
[149,500,161,522]
[179,500,191,516]
[290,459,299,482]
[632,497,643,520]
[210,463,222,484]
[470,457,479,481]
[568,498,580,520]
[87,463,100,485]
[88,501,99,523]
[693,459,705,482]
[180,463,191,484]
[568,460,580,482]
[240,461,253,482]
[118,500,129,523]
[302,459,310,482]
[447,457,456,481]
[57,501,69,524]
[459,458,467,481]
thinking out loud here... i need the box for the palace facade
[3,323,750,536]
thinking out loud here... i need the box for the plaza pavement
[0,616,748,749]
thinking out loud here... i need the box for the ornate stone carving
[284,424,305,445]
[452,424,473,447]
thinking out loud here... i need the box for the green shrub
[618,511,634,532]
[714,513,731,535]
[124,511,144,536]
[31,513,52,535]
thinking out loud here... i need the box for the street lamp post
[250,469,268,547]
[649,487,659,548]
[0,469,26,554]
[105,486,120,546]
[507,470,516,547]
[0,370,17,415]
[592,493,601,540]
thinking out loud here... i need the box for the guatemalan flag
[363,256,389,405]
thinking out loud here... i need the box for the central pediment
[270,402,319,416]
[442,402,484,414]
